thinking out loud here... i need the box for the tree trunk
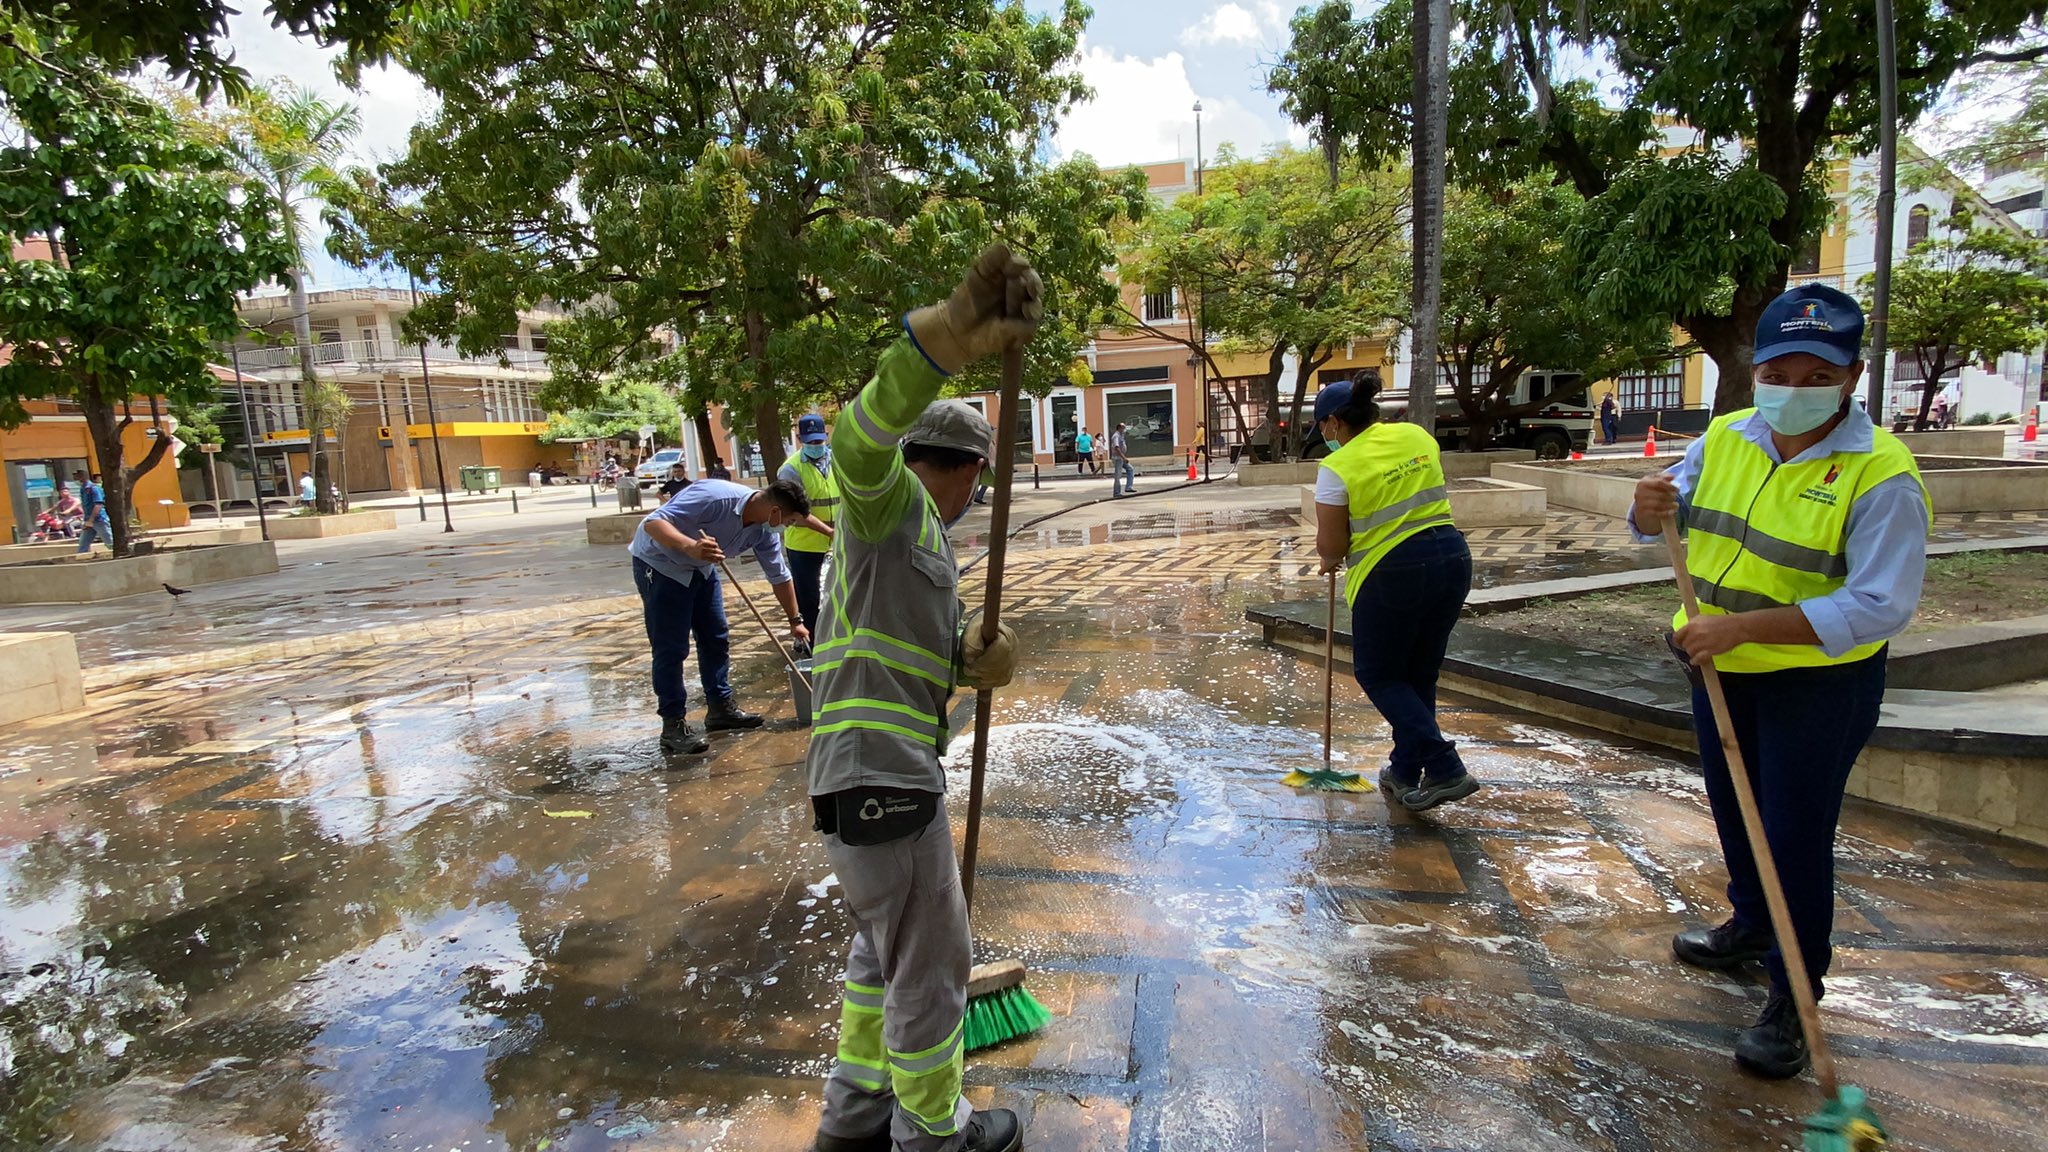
[79,393,171,558]
[694,409,722,469]
[1684,278,1778,415]
[1284,350,1328,458]
[1408,0,1450,438]
[1258,345,1286,435]
[743,307,788,475]
[286,267,338,514]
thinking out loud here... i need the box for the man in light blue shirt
[630,476,814,754]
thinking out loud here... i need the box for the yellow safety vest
[1321,421,1458,607]
[781,452,840,553]
[1673,408,1930,674]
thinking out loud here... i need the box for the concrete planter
[1,541,106,566]
[1440,448,1536,479]
[1298,477,1546,530]
[1897,429,2006,457]
[0,632,86,723]
[1917,456,2048,513]
[1490,462,1639,518]
[0,541,278,604]
[1236,461,1322,487]
[587,512,644,546]
[266,509,398,539]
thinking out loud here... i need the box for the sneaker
[960,1108,1023,1152]
[660,717,709,755]
[1672,917,1772,972]
[1733,993,1809,1079]
[704,698,764,732]
[811,1127,890,1152]
[1377,765,1418,803]
[1400,772,1480,811]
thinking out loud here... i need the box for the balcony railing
[225,338,550,374]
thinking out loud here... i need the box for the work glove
[958,612,1019,691]
[904,244,1044,375]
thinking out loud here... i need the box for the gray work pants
[818,800,974,1151]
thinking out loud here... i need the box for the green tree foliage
[1436,181,1674,447]
[0,16,293,556]
[325,0,1145,475]
[1271,0,2048,413]
[1117,147,1408,454]
[1861,219,2048,430]
[540,378,683,446]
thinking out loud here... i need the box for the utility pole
[1408,0,1450,437]
[229,342,270,542]
[409,272,456,533]
[1195,99,1213,480]
[1868,0,1900,420]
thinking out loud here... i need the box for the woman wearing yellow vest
[779,413,840,636]
[1631,284,1930,1080]
[1312,378,1480,810]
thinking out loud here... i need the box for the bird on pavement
[163,583,192,597]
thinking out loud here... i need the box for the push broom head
[962,959,1052,1052]
[1803,1086,1887,1152]
[1280,767,1375,792]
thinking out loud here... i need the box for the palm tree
[224,83,361,513]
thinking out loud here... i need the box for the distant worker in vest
[1630,283,1929,1080]
[806,245,1033,1152]
[1311,377,1479,810]
[779,413,840,637]
[629,476,815,755]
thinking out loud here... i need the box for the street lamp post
[408,272,456,533]
[1194,99,1212,480]
[228,342,270,542]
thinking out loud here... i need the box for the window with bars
[1616,360,1685,411]
[1142,290,1174,321]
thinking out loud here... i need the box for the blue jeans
[76,511,111,553]
[786,547,827,637]
[1350,526,1471,784]
[1693,652,1885,999]
[633,558,733,719]
[1113,456,1136,493]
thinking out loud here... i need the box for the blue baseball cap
[796,413,828,444]
[1313,380,1354,424]
[1754,284,1864,366]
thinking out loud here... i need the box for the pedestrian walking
[808,244,1034,1152]
[1072,428,1094,475]
[1600,392,1621,446]
[629,476,813,755]
[1194,420,1210,463]
[73,471,112,554]
[778,413,841,636]
[1629,284,1929,1079]
[298,471,316,507]
[1929,393,1948,431]
[1311,378,1479,811]
[1109,422,1136,496]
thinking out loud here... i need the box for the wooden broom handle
[1662,514,1839,1096]
[961,342,1024,911]
[717,560,809,691]
[1323,570,1337,771]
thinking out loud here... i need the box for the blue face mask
[801,443,826,461]
[1324,435,1343,452]
[1753,383,1847,436]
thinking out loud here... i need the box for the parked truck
[1379,369,1594,459]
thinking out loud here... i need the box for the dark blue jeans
[1693,651,1885,1000]
[786,547,827,637]
[633,558,732,719]
[1350,526,1471,784]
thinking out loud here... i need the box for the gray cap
[903,400,995,474]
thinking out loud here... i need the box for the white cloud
[1181,2,1264,46]
[1053,39,1294,169]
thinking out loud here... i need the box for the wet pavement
[5,526,2048,1152]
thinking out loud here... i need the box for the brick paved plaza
[3,490,2046,1151]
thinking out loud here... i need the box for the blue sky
[220,1,1311,288]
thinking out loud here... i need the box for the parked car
[634,448,685,489]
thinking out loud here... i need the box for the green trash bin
[459,465,502,494]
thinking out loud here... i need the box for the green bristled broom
[957,341,1052,1052]
[1662,516,1886,1152]
[1281,570,1374,792]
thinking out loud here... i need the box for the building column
[384,371,424,494]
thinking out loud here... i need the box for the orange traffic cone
[1643,427,1658,457]
[2026,409,2039,443]
[1188,451,1198,480]
[1570,451,1584,460]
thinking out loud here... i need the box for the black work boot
[660,716,709,755]
[810,1127,889,1152]
[704,697,764,732]
[1401,771,1480,811]
[1734,993,1810,1079]
[1673,917,1772,972]
[960,1108,1023,1152]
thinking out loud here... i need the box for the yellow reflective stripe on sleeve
[845,395,903,450]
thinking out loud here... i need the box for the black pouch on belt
[811,787,940,846]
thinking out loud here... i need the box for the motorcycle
[28,509,80,542]
[595,462,622,491]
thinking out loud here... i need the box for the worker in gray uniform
[807,245,1034,1152]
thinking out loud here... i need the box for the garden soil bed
[1483,549,2048,659]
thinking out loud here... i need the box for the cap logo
[1779,300,1834,334]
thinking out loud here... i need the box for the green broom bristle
[1803,1086,1887,1152]
[1282,768,1375,792]
[963,983,1052,1052]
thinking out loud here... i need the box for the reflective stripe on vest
[805,483,961,793]
[783,455,840,553]
[1321,421,1458,606]
[1674,408,1929,673]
